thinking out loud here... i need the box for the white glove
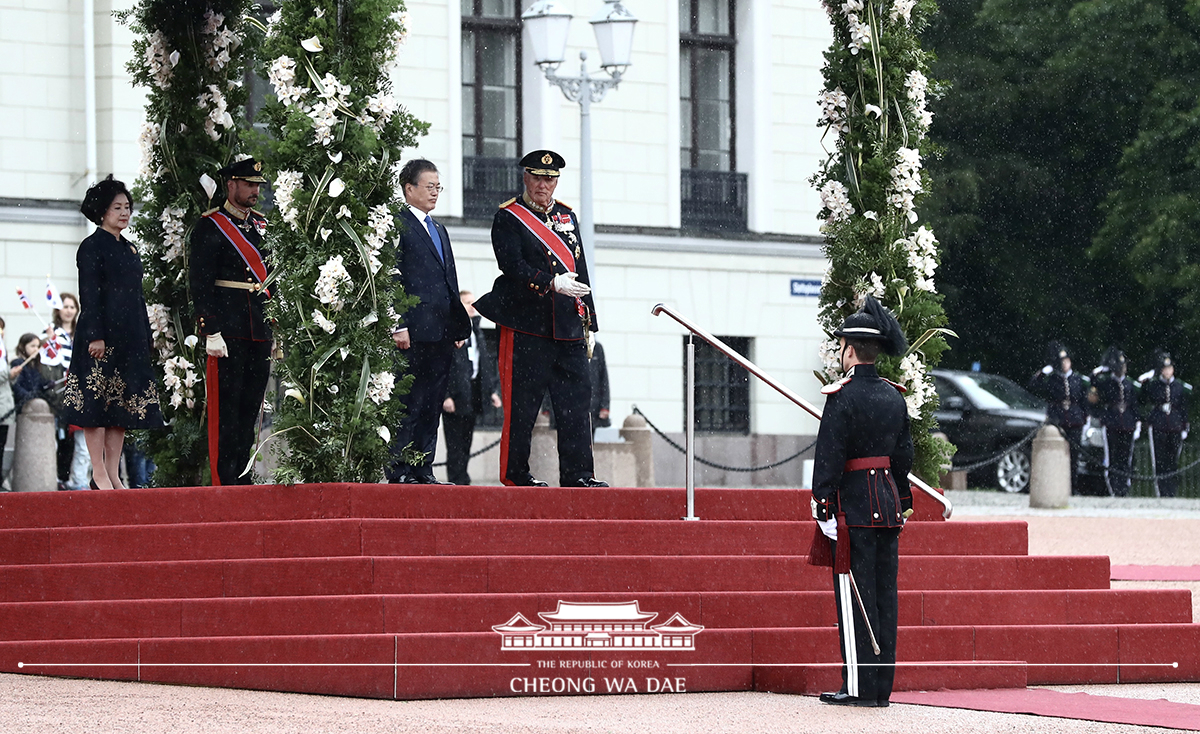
[817,518,837,540]
[552,272,591,298]
[1133,422,1142,441]
[1041,365,1053,375]
[206,333,229,358]
[1184,429,1190,441]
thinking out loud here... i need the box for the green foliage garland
[253,1,428,483]
[120,0,260,486]
[812,0,953,482]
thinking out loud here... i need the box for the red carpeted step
[0,639,140,681]
[973,624,1119,685]
[920,589,1193,626]
[0,518,1027,566]
[1117,624,1200,682]
[0,553,1112,603]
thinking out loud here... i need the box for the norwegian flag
[45,279,63,311]
[16,289,32,310]
[40,333,61,365]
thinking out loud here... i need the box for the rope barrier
[1063,430,1200,481]
[632,406,816,473]
[429,436,501,468]
[949,424,1045,474]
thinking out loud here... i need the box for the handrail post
[684,334,698,520]
[651,303,953,520]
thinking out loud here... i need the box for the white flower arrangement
[888,147,923,223]
[268,56,309,107]
[201,10,240,72]
[198,84,235,141]
[137,121,162,181]
[847,14,871,55]
[899,352,935,419]
[819,179,856,223]
[367,370,396,405]
[158,206,187,263]
[364,204,393,274]
[146,303,175,359]
[162,355,200,411]
[818,87,850,133]
[272,170,303,230]
[890,0,916,24]
[819,337,843,381]
[900,226,939,293]
[144,30,175,89]
[314,254,352,310]
[905,70,933,137]
[363,92,397,133]
[312,309,337,334]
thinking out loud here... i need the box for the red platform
[0,483,1194,699]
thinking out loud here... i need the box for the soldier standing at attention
[472,150,607,488]
[1092,347,1140,497]
[1139,351,1191,498]
[189,157,273,486]
[810,296,913,708]
[1028,342,1089,494]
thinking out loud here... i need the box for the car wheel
[996,448,1031,494]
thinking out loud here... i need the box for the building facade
[1,0,837,484]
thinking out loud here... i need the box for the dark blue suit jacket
[396,207,471,343]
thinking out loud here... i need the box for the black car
[932,369,1046,492]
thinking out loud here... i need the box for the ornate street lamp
[521,0,638,293]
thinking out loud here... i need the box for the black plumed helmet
[1045,341,1070,367]
[833,296,908,357]
[1101,346,1126,371]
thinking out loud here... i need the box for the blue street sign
[790,279,822,297]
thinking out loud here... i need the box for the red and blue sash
[502,201,576,273]
[205,211,270,296]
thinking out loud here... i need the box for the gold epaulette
[202,207,219,216]
[555,199,572,210]
[251,209,266,217]
[499,197,516,209]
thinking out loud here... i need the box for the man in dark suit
[387,159,471,484]
[189,157,272,486]
[472,150,607,488]
[442,290,501,485]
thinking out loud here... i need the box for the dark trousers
[206,338,272,486]
[443,410,476,485]
[1150,427,1184,498]
[1104,427,1135,497]
[387,338,454,481]
[497,327,593,486]
[830,526,901,703]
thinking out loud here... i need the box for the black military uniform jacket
[189,202,272,342]
[812,364,914,528]
[472,194,598,341]
[1093,372,1140,432]
[1029,369,1089,428]
[1140,377,1191,433]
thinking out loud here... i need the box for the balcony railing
[681,168,748,233]
[463,156,523,221]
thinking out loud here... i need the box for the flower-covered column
[255,2,428,483]
[812,0,953,481]
[121,1,259,486]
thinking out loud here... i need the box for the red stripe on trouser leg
[206,354,221,487]
[498,326,515,486]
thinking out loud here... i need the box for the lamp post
[522,0,638,294]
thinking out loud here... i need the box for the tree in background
[252,1,428,483]
[924,0,1200,379]
[813,0,954,482]
[121,0,259,486]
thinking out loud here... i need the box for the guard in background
[1028,342,1089,494]
[809,296,913,708]
[1139,351,1191,498]
[472,150,607,488]
[1091,347,1139,497]
[189,157,272,486]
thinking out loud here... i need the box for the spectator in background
[44,293,88,489]
[442,291,501,485]
[12,334,53,414]
[0,318,16,489]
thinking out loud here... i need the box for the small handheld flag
[45,278,63,311]
[16,289,32,310]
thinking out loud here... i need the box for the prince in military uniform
[189,157,272,486]
[472,150,607,488]
[810,296,913,708]
[1139,351,1191,498]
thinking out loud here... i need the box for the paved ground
[3,489,1199,733]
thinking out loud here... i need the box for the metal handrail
[651,303,953,519]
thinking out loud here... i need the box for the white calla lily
[865,104,883,118]
[377,425,391,443]
[184,334,199,348]
[199,173,217,200]
[284,388,305,404]
[328,178,345,197]
[328,150,343,163]
[301,36,323,53]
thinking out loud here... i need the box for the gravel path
[3,491,1199,733]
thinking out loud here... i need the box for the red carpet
[1112,565,1200,581]
[892,687,1200,731]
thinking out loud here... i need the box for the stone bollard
[12,399,58,492]
[619,413,655,488]
[1030,425,1071,508]
[528,411,559,487]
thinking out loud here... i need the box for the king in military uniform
[472,150,607,488]
[189,157,272,486]
[809,296,913,708]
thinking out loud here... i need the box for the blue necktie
[425,214,444,263]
